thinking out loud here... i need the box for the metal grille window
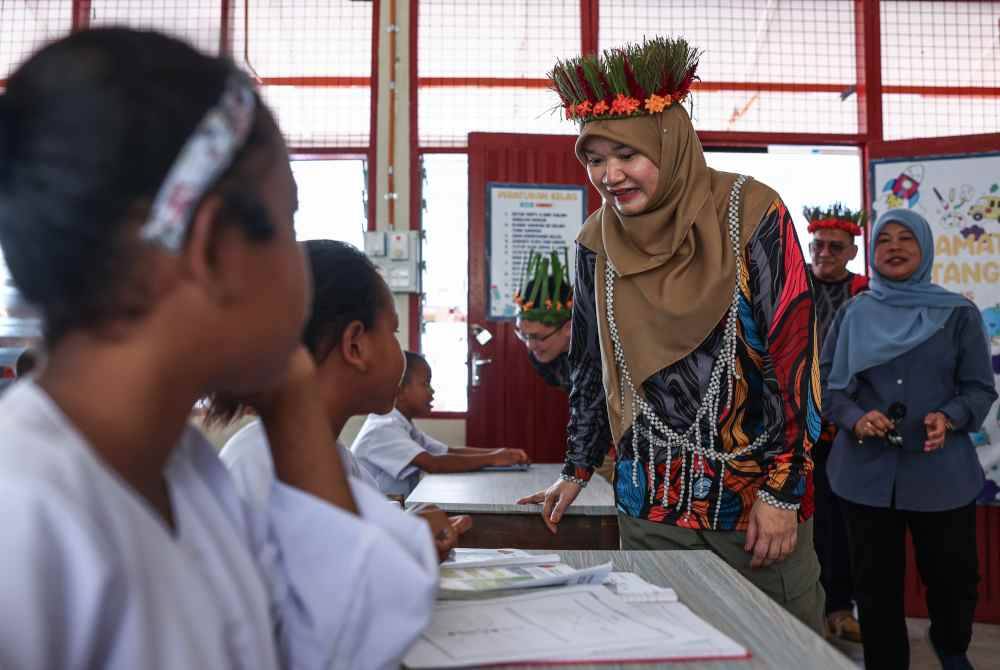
[880,1,1000,140]
[600,0,860,135]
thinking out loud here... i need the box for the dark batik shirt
[809,268,869,343]
[561,200,821,531]
[529,351,571,392]
[809,268,869,454]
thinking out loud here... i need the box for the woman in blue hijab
[820,209,996,670]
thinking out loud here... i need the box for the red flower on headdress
[610,94,640,115]
[592,100,609,115]
[575,100,593,116]
[564,104,576,119]
[807,218,863,237]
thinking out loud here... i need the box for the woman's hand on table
[852,410,893,440]
[923,411,949,452]
[516,479,582,534]
[745,500,798,569]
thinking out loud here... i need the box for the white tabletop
[407,463,615,516]
[483,550,854,670]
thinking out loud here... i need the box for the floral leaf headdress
[549,36,702,125]
[513,249,573,326]
[803,203,866,237]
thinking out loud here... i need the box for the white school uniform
[0,382,436,670]
[351,408,449,498]
[221,420,437,566]
[221,421,378,500]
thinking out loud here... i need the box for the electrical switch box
[365,230,421,294]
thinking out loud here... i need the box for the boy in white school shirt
[352,352,530,498]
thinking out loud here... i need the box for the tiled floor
[830,618,1000,669]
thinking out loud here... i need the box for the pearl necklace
[604,174,770,529]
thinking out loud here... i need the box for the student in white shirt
[217,239,471,559]
[352,352,530,498]
[0,28,434,670]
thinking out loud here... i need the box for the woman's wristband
[756,489,800,511]
[559,473,588,488]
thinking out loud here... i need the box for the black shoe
[930,635,974,670]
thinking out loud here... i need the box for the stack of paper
[403,585,749,668]
[441,548,560,570]
[604,571,678,603]
[439,560,612,596]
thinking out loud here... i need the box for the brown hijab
[575,105,777,442]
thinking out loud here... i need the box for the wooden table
[488,550,854,670]
[407,463,619,550]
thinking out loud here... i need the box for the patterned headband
[139,74,257,252]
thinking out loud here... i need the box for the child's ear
[339,320,370,373]
[182,193,245,305]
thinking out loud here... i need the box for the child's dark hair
[301,239,387,360]
[15,349,38,377]
[0,28,278,346]
[402,351,429,387]
[206,239,389,424]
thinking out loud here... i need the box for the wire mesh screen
[881,1,1000,141]
[1,2,375,147]
[231,0,374,148]
[417,0,581,147]
[89,0,222,54]
[599,0,860,135]
[0,1,72,84]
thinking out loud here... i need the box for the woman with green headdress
[518,37,825,631]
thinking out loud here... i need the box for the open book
[403,585,749,668]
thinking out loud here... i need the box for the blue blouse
[820,303,997,511]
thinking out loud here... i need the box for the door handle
[470,353,493,388]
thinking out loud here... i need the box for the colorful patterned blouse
[561,200,821,531]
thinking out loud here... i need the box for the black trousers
[812,444,855,614]
[843,498,979,670]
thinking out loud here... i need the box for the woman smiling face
[580,136,660,216]
[873,221,922,282]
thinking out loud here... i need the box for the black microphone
[886,402,907,447]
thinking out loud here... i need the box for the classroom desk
[407,463,619,550]
[487,550,854,670]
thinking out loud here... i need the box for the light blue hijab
[826,208,974,390]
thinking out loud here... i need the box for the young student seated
[217,239,471,560]
[0,29,435,669]
[352,352,529,497]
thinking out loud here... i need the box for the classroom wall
[373,0,466,447]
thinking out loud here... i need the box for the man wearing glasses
[514,249,615,482]
[805,205,869,644]
[513,250,573,392]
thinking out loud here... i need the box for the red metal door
[867,134,1000,624]
[466,132,598,462]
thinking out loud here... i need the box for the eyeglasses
[809,240,849,254]
[513,325,562,344]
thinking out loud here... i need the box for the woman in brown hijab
[518,38,825,632]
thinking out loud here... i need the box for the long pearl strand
[605,174,771,529]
